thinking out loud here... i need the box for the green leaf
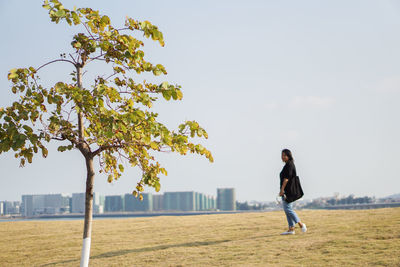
[176,90,183,100]
[41,147,48,158]
[20,158,26,167]
[118,164,124,172]
[101,15,110,25]
[71,11,80,25]
[13,135,26,150]
[56,9,66,17]
[27,153,33,164]
[143,62,152,71]
[153,69,163,76]
[140,21,148,29]
[171,90,178,100]
[161,82,169,89]
[150,142,158,150]
[160,168,167,176]
[162,90,171,101]
[73,42,81,48]
[154,182,160,192]
[8,69,18,80]
[105,130,113,138]
[143,135,151,145]
[23,125,33,133]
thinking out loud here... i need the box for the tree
[0,1,213,266]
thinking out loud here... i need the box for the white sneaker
[301,223,307,233]
[280,231,295,235]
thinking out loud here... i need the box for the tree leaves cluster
[0,0,213,198]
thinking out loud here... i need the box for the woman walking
[279,149,307,235]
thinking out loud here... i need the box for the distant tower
[217,188,236,211]
[124,193,153,212]
[152,194,164,211]
[163,192,195,211]
[105,195,124,212]
[72,193,103,214]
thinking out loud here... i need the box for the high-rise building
[180,191,196,211]
[71,193,103,214]
[21,194,70,217]
[163,192,179,211]
[1,201,21,215]
[152,194,163,211]
[94,194,105,214]
[124,193,152,212]
[208,196,213,210]
[162,192,218,211]
[200,193,207,210]
[217,188,236,211]
[195,192,200,211]
[210,195,217,210]
[21,195,34,217]
[163,192,196,211]
[105,195,124,212]
[71,193,85,213]
[198,195,216,211]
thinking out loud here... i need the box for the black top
[280,160,296,190]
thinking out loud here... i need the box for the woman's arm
[279,178,289,196]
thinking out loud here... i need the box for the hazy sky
[1,0,400,202]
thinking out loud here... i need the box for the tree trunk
[80,156,95,267]
[76,65,94,267]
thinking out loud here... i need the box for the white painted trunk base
[80,237,91,267]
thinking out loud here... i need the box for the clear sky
[1,0,400,202]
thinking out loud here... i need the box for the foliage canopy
[0,0,213,198]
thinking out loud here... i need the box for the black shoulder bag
[285,174,304,203]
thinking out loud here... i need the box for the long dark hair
[282,149,294,161]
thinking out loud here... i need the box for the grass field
[1,208,400,266]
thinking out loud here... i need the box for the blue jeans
[282,198,301,228]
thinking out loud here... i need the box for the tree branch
[92,144,124,157]
[87,53,104,63]
[69,53,77,64]
[51,136,67,141]
[82,22,97,41]
[104,72,118,81]
[36,59,76,72]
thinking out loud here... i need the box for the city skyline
[1,188,236,217]
[2,189,399,218]
[1,189,397,203]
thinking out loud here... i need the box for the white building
[0,201,21,215]
[71,193,104,214]
[21,194,70,217]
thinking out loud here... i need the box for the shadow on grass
[40,239,232,266]
[92,233,278,260]
[93,239,232,259]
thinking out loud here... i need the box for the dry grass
[1,208,400,266]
